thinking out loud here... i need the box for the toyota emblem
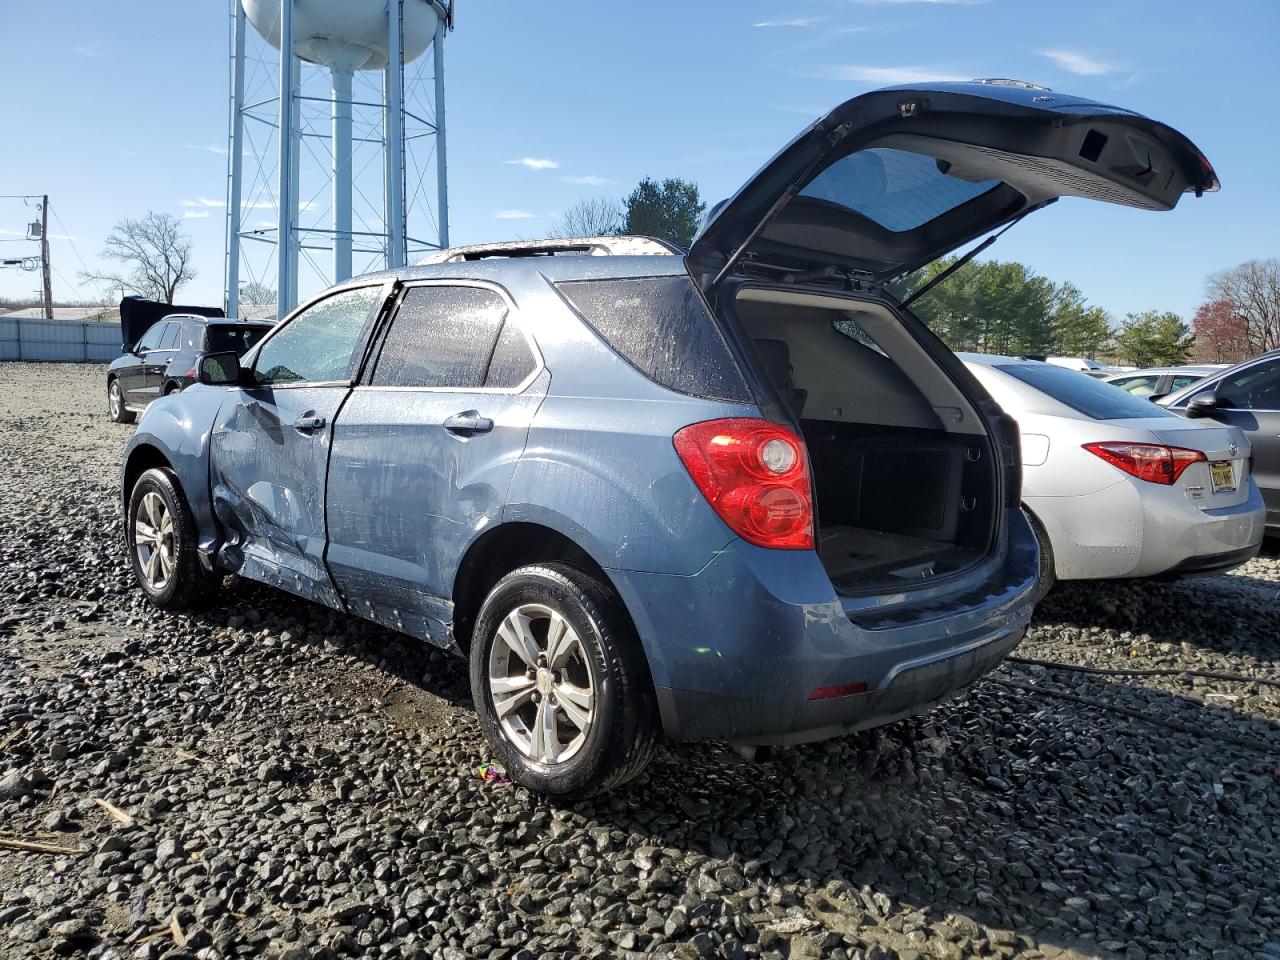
[1229,440,1239,457]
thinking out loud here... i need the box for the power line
[50,204,92,275]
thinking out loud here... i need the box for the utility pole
[40,195,53,319]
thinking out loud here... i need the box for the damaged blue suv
[121,82,1217,795]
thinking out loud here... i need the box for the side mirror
[1185,391,1221,419]
[122,342,135,354]
[198,351,244,386]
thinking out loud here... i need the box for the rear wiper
[899,205,1044,310]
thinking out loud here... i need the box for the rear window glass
[799,147,999,233]
[556,276,750,402]
[997,363,1177,420]
[206,324,270,356]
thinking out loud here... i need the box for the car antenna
[899,205,1045,310]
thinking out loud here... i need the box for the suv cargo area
[734,286,998,594]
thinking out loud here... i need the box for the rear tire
[108,378,135,424]
[126,467,218,609]
[1024,507,1056,601]
[163,381,181,397]
[470,563,657,797]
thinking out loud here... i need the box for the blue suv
[121,82,1217,795]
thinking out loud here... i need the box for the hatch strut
[899,205,1045,309]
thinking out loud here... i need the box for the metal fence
[0,317,120,363]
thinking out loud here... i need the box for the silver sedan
[962,355,1266,589]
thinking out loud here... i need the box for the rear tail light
[995,412,1022,507]
[1083,442,1206,485]
[674,418,814,549]
[182,365,197,379]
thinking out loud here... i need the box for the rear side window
[158,322,181,350]
[556,276,750,402]
[372,285,530,389]
[206,324,270,356]
[996,362,1176,420]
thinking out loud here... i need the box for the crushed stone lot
[2,360,1279,960]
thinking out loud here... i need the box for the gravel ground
[2,360,1278,960]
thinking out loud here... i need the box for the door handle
[443,410,494,436]
[293,413,326,433]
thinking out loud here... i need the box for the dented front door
[208,283,388,608]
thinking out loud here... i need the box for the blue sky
[2,0,1277,323]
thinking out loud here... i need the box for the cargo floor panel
[820,526,986,589]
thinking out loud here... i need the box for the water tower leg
[385,0,406,269]
[288,61,301,310]
[226,0,246,318]
[332,67,353,283]
[276,0,294,316]
[434,25,448,249]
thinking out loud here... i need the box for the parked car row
[116,80,1237,796]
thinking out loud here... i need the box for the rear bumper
[1027,479,1266,580]
[607,509,1037,744]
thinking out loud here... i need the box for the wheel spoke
[555,683,592,731]
[545,613,576,669]
[158,546,173,580]
[491,675,535,718]
[498,611,541,668]
[532,696,558,763]
[134,520,156,542]
[144,547,161,585]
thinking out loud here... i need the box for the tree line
[78,173,1278,370]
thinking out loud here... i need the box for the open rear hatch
[688,80,1216,595]
[688,79,1217,289]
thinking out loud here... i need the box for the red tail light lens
[1082,442,1206,485]
[674,418,814,549]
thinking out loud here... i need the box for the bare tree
[238,279,277,317]
[549,197,624,238]
[81,211,196,304]
[1205,258,1280,355]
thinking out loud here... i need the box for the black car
[1161,349,1280,534]
[107,314,273,423]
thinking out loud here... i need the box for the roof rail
[417,235,682,264]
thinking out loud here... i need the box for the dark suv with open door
[119,80,1218,795]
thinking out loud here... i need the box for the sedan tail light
[674,418,814,549]
[1082,441,1206,485]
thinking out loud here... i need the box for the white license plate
[1209,460,1235,493]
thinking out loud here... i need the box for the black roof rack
[417,235,681,264]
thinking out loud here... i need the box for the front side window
[206,324,270,356]
[254,286,382,385]
[1169,374,1204,392]
[997,362,1177,420]
[1215,360,1280,410]
[371,285,512,389]
[135,323,168,352]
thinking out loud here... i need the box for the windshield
[206,324,270,356]
[996,362,1178,420]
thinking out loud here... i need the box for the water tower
[225,0,453,318]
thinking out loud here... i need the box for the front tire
[126,467,216,609]
[108,378,135,424]
[469,563,657,797]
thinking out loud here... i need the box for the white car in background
[962,355,1266,593]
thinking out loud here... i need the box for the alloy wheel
[487,603,595,764]
[133,491,175,591]
[109,381,121,419]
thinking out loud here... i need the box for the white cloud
[494,209,537,220]
[73,42,108,58]
[184,211,211,219]
[181,198,225,208]
[562,175,611,187]
[185,144,229,156]
[822,65,970,84]
[504,157,559,170]
[1039,49,1116,76]
[754,17,822,27]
